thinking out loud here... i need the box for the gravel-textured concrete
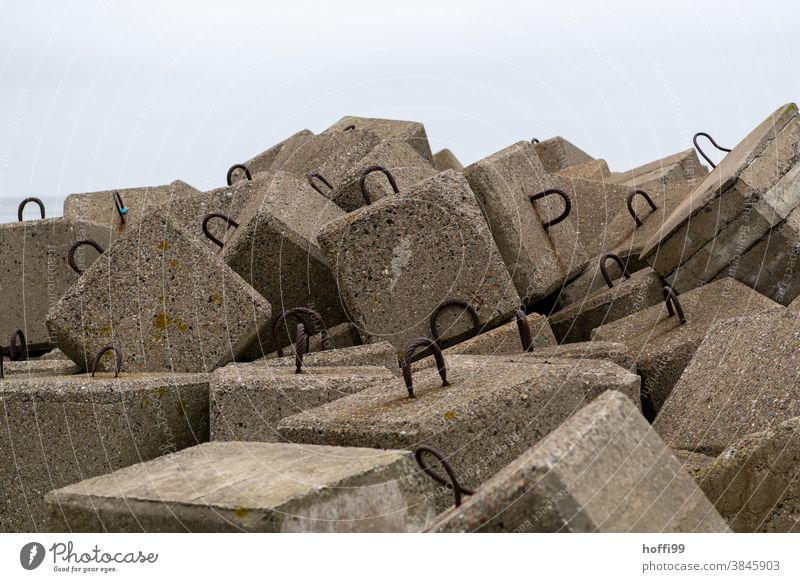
[229,129,314,182]
[322,116,433,163]
[432,148,463,171]
[262,341,398,374]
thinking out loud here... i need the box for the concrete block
[2,358,78,378]
[0,214,111,350]
[318,170,520,351]
[432,148,463,172]
[554,252,648,312]
[279,355,640,490]
[556,158,610,181]
[63,180,200,237]
[640,103,800,297]
[654,309,800,455]
[46,208,272,373]
[0,371,208,532]
[256,321,362,360]
[228,129,314,182]
[696,416,800,532]
[533,136,594,172]
[549,267,664,343]
[210,363,400,442]
[327,141,437,212]
[427,391,729,532]
[45,441,436,532]
[262,341,398,375]
[520,341,637,373]
[672,449,715,480]
[593,277,782,420]
[37,348,70,361]
[323,116,433,163]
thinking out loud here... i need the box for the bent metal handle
[91,344,123,378]
[226,164,252,186]
[430,299,480,346]
[307,171,334,195]
[600,253,631,289]
[201,213,239,248]
[272,307,330,358]
[663,285,687,324]
[18,197,45,221]
[693,132,731,169]
[627,190,657,227]
[359,165,399,206]
[414,444,475,508]
[68,239,105,275]
[401,337,448,399]
[529,188,571,228]
[9,329,28,362]
[294,323,309,374]
[515,309,534,353]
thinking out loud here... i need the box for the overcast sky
[1,0,798,222]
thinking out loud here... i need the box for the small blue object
[119,207,127,214]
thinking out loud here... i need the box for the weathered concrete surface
[63,180,200,237]
[432,148,463,172]
[262,341,399,375]
[549,268,664,343]
[211,363,400,442]
[46,209,272,373]
[0,217,111,350]
[220,172,346,356]
[695,417,800,532]
[279,355,640,490]
[641,103,800,299]
[318,170,520,351]
[37,348,70,361]
[45,441,437,532]
[654,309,800,455]
[672,449,715,480]
[256,321,363,361]
[533,136,594,173]
[608,149,708,200]
[328,140,437,212]
[592,278,782,420]
[1,359,78,378]
[519,341,637,374]
[554,253,649,312]
[323,116,433,163]
[0,372,208,532]
[557,158,610,181]
[428,391,729,532]
[229,129,314,183]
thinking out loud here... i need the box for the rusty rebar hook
[693,132,731,169]
[201,213,239,248]
[226,164,252,186]
[91,344,123,378]
[17,197,45,221]
[306,171,333,195]
[68,239,105,275]
[401,337,448,399]
[112,191,127,224]
[359,165,399,206]
[515,309,534,353]
[414,445,474,508]
[530,138,540,144]
[294,323,310,374]
[600,253,631,289]
[627,190,657,227]
[529,188,571,228]
[343,124,356,131]
[272,307,330,358]
[430,299,480,347]
[8,329,28,361]
[663,285,686,324]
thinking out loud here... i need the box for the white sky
[1,0,798,222]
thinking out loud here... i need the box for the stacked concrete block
[640,103,800,304]
[46,209,272,373]
[0,211,111,350]
[533,136,594,173]
[428,391,729,532]
[228,129,314,183]
[318,170,521,351]
[556,158,610,181]
[592,277,782,420]
[279,355,640,490]
[260,321,363,360]
[262,341,398,374]
[46,442,437,532]
[524,341,637,373]
[0,371,209,531]
[432,148,464,172]
[1,358,78,378]
[322,116,434,163]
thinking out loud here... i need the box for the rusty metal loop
[343,124,356,131]
[529,188,571,229]
[226,164,252,186]
[430,299,480,347]
[663,286,687,324]
[530,138,540,144]
[201,213,239,248]
[112,191,127,224]
[515,309,534,353]
[306,171,333,195]
[600,253,631,289]
[401,337,449,399]
[294,323,309,374]
[8,329,28,362]
[414,445,474,508]
[68,239,105,275]
[272,307,330,358]
[627,190,658,227]
[91,344,122,378]
[17,197,45,221]
[359,165,399,206]
[693,132,731,169]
